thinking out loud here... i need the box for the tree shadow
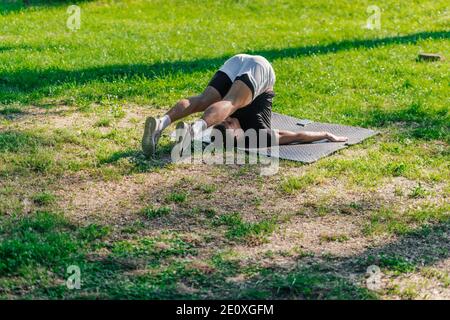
[0,44,34,52]
[349,101,450,141]
[99,148,172,173]
[79,174,450,299]
[353,222,449,270]
[252,31,450,61]
[1,31,448,104]
[217,221,450,299]
[75,221,449,299]
[7,163,449,299]
[0,0,93,15]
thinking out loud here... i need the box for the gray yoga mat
[173,113,378,163]
[248,112,378,163]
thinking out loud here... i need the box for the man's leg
[142,86,221,157]
[174,80,252,157]
[277,130,348,145]
[200,80,253,127]
[166,86,222,123]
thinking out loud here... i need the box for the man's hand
[326,133,348,142]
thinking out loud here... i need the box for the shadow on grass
[17,216,449,299]
[0,0,93,15]
[348,101,450,141]
[99,148,172,173]
[1,30,448,102]
[236,221,450,299]
[355,222,449,271]
[0,155,447,299]
[255,30,449,61]
[0,45,34,52]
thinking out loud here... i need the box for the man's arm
[277,130,348,145]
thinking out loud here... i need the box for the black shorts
[207,70,274,132]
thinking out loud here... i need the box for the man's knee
[177,98,191,109]
[189,95,211,112]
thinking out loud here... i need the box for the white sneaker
[142,117,161,157]
[171,121,192,160]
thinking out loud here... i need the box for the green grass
[255,266,377,300]
[0,211,82,275]
[165,191,188,204]
[0,106,22,116]
[140,206,171,219]
[32,191,56,206]
[94,117,112,127]
[78,223,110,241]
[0,0,449,300]
[367,254,417,275]
[0,131,47,153]
[1,0,448,135]
[364,204,449,236]
[409,183,429,198]
[214,212,277,244]
[111,233,196,262]
[280,174,318,194]
[196,183,216,194]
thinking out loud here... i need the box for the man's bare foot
[326,133,348,142]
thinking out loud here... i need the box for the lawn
[0,0,449,299]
